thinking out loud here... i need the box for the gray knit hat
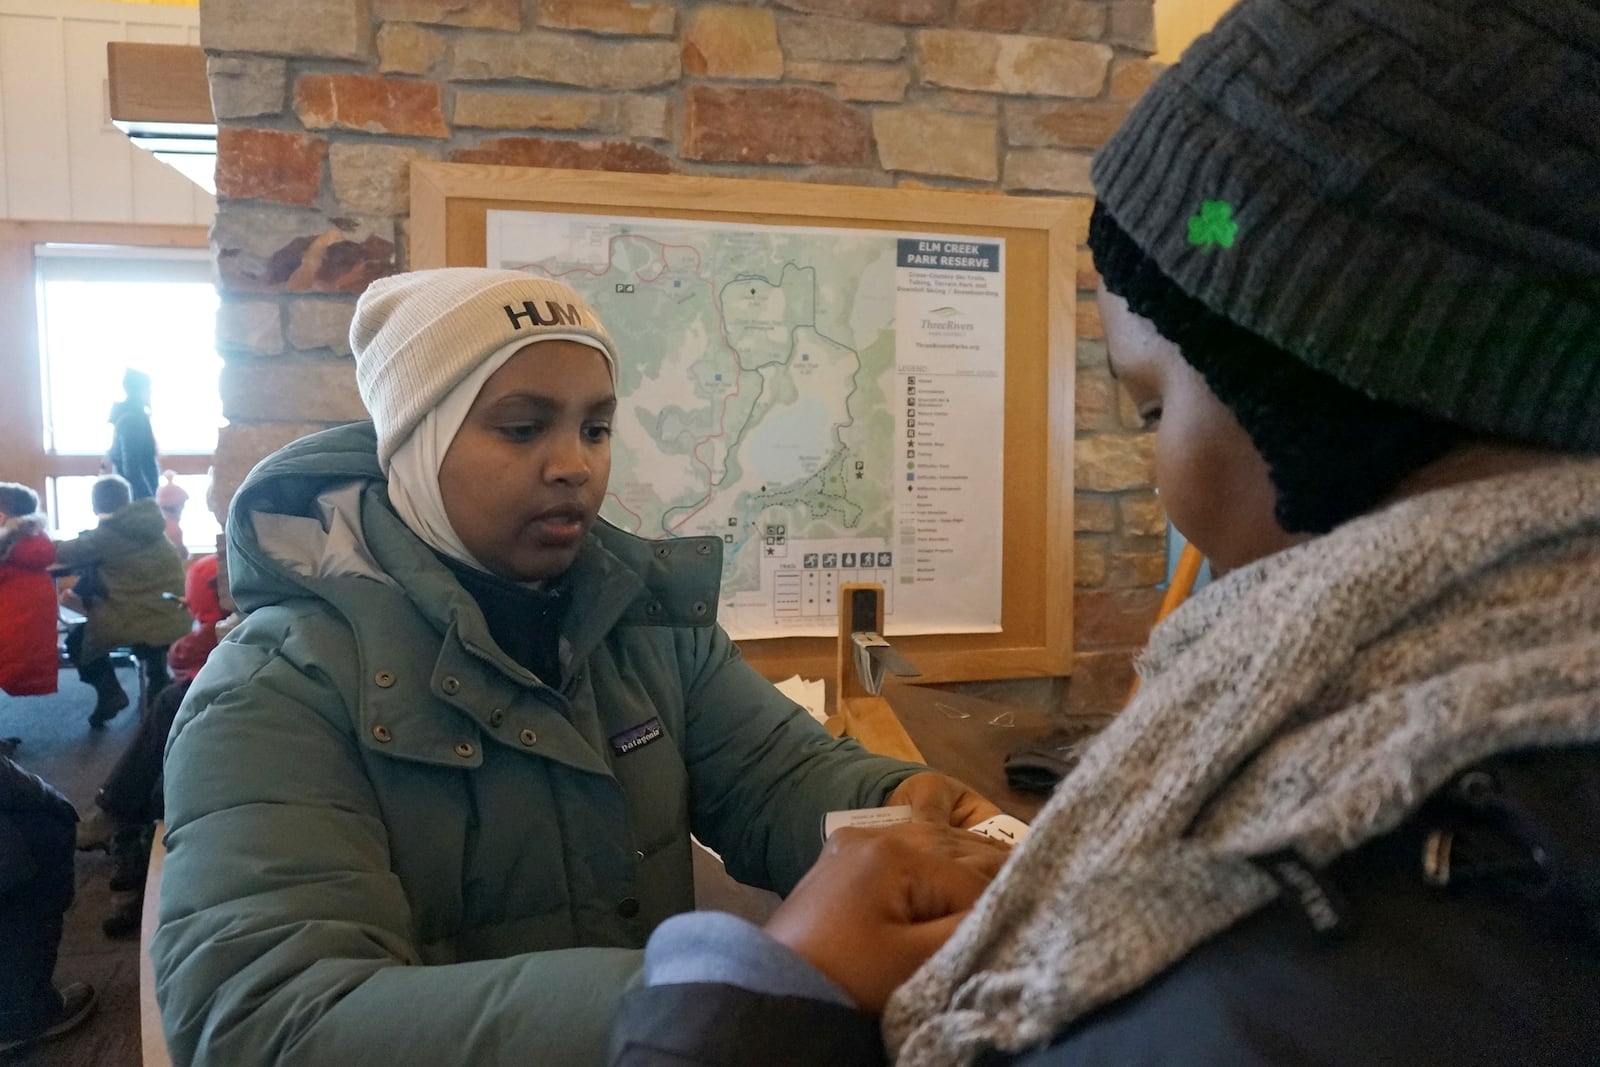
[1092,0,1600,451]
[351,268,618,467]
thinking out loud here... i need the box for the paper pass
[821,806,1031,844]
[822,805,913,840]
[967,813,1030,845]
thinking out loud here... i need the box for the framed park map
[410,161,1076,685]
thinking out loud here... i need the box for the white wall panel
[0,14,71,220]
[0,0,211,224]
[64,17,134,221]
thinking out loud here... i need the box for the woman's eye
[583,423,614,444]
[1139,406,1162,430]
[497,422,543,442]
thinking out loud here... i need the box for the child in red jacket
[0,483,59,698]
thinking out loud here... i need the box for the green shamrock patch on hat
[1188,200,1239,250]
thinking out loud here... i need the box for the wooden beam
[107,42,213,125]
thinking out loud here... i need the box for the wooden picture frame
[410,161,1076,684]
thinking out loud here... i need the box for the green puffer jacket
[153,422,922,1067]
[53,498,191,662]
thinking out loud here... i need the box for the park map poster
[487,210,1006,640]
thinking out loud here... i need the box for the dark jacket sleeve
[0,757,77,897]
[999,744,1600,1067]
[610,984,886,1067]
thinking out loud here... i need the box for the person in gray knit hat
[608,1,1600,1065]
[151,268,1005,1067]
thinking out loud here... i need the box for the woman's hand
[764,823,1006,1012]
[887,772,1002,830]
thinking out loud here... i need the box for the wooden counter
[850,682,1081,822]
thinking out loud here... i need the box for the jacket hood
[0,516,48,563]
[226,421,389,614]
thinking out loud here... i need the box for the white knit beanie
[351,268,619,468]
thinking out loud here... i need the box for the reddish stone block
[539,0,676,36]
[683,7,784,79]
[1074,587,1162,648]
[953,0,1040,31]
[1109,549,1168,588]
[218,223,397,294]
[683,85,870,165]
[1110,56,1159,100]
[1009,101,1133,150]
[774,0,950,25]
[215,128,328,206]
[1075,493,1117,534]
[1074,364,1119,431]
[277,230,398,293]
[449,137,676,174]
[373,0,520,30]
[1074,536,1107,586]
[296,74,449,137]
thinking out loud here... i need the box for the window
[0,223,220,556]
[35,245,222,456]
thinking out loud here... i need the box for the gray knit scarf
[885,459,1600,1065]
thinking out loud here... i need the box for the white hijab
[385,334,615,575]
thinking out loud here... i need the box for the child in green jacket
[55,474,191,726]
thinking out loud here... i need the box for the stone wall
[201,0,1165,714]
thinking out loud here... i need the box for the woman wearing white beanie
[150,268,1004,1066]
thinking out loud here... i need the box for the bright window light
[35,245,222,456]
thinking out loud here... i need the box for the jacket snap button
[691,601,707,616]
[645,602,661,617]
[374,671,395,688]
[696,542,711,556]
[454,742,474,758]
[616,897,640,919]
[519,728,537,746]
[653,544,670,559]
[489,708,505,727]
[372,725,392,743]
[441,676,461,695]
[634,850,645,861]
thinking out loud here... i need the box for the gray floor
[2,666,143,1067]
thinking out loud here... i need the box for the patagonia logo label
[610,717,663,757]
[1252,849,1351,939]
[505,300,586,331]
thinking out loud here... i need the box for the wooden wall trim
[107,41,213,125]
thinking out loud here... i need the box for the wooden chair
[139,824,174,1067]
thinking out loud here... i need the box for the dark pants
[64,624,169,701]
[99,678,190,825]
[0,809,75,1041]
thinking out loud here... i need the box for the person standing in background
[105,369,159,501]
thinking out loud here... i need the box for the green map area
[500,216,899,597]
